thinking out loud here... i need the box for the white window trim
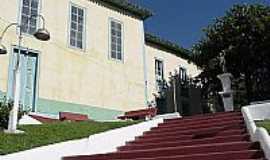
[67,2,87,52]
[108,17,124,63]
[17,0,42,37]
[179,66,187,81]
[154,58,165,91]
[154,58,164,81]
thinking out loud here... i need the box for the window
[20,0,39,34]
[155,59,164,81]
[110,19,123,60]
[69,5,85,49]
[179,67,187,81]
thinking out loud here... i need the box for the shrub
[0,98,25,129]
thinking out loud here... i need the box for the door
[7,48,39,112]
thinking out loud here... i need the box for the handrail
[241,104,270,159]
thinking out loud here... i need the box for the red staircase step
[63,150,264,160]
[131,129,247,145]
[169,111,240,118]
[139,125,246,140]
[133,134,194,144]
[156,118,244,129]
[114,150,264,160]
[178,111,241,119]
[145,122,245,135]
[165,111,242,122]
[64,142,260,160]
[120,134,250,151]
[62,111,266,160]
[160,116,243,128]
[161,114,243,126]
[164,113,242,123]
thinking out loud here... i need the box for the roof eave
[145,33,192,61]
[89,0,153,21]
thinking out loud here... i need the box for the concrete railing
[241,103,270,159]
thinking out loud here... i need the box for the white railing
[241,103,270,159]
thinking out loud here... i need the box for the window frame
[155,58,164,81]
[9,45,41,112]
[68,3,87,51]
[108,18,124,62]
[18,0,41,36]
[179,66,187,81]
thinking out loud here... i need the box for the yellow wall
[0,0,146,111]
[145,44,201,101]
[0,0,200,112]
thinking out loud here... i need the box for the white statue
[217,49,234,112]
[219,50,227,73]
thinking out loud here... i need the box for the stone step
[133,129,247,144]
[161,114,243,126]
[120,134,250,151]
[139,125,246,140]
[64,142,260,160]
[155,118,244,130]
[62,112,266,160]
[112,150,264,160]
[146,122,245,136]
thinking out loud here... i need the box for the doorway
[7,47,39,112]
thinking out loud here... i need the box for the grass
[0,121,139,155]
[256,120,270,133]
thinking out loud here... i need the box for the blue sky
[130,0,270,49]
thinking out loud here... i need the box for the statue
[217,49,234,112]
[219,50,227,73]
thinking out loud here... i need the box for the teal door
[7,48,39,112]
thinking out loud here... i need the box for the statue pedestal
[217,73,234,112]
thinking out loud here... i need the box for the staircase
[63,112,266,160]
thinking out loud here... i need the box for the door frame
[8,45,41,112]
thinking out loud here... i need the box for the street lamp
[0,43,7,54]
[0,14,50,134]
[33,15,50,41]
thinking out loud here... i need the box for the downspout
[140,21,148,107]
[173,76,178,112]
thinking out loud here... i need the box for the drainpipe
[173,76,178,112]
[140,21,148,107]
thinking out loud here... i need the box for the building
[0,0,200,121]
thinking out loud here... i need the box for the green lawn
[0,121,139,155]
[256,120,270,132]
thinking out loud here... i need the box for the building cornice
[89,0,153,20]
[145,33,192,61]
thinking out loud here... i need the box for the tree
[192,4,270,107]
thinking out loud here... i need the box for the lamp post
[0,14,50,134]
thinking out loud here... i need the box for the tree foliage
[192,4,270,106]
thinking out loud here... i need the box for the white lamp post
[0,14,50,134]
